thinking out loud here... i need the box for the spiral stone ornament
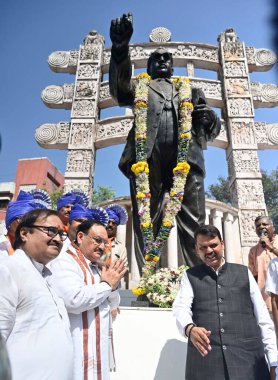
[41,86,64,104]
[268,124,278,144]
[35,124,59,145]
[48,51,69,68]
[255,49,276,66]
[149,27,171,43]
[261,84,278,102]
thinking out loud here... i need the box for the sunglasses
[30,225,68,241]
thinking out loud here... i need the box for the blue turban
[5,191,47,229]
[106,204,128,225]
[57,194,77,210]
[5,201,38,230]
[57,190,89,210]
[69,204,92,224]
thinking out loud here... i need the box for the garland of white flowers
[131,73,193,266]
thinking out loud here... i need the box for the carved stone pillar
[64,31,105,202]
[211,209,223,237]
[223,212,234,262]
[205,207,210,224]
[167,222,178,268]
[218,29,267,261]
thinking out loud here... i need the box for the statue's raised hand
[110,13,133,51]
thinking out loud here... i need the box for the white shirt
[173,264,278,367]
[266,257,278,296]
[48,244,120,380]
[0,235,10,259]
[0,249,73,380]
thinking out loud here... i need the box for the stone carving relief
[251,82,278,104]
[99,83,111,101]
[226,78,249,95]
[233,180,265,208]
[48,51,78,72]
[223,43,244,60]
[76,81,97,98]
[130,46,149,59]
[268,124,278,144]
[64,180,92,197]
[228,150,260,175]
[69,50,79,66]
[102,50,111,65]
[48,51,70,68]
[230,120,255,145]
[83,30,105,46]
[224,61,246,77]
[261,84,278,102]
[69,123,94,148]
[149,27,171,43]
[41,84,74,105]
[240,210,265,246]
[80,45,102,61]
[227,98,253,117]
[72,100,96,117]
[35,122,70,147]
[254,122,268,144]
[190,80,222,99]
[254,48,276,66]
[78,64,99,79]
[66,150,94,174]
[175,45,218,62]
[97,118,133,139]
[41,85,64,104]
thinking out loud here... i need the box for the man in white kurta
[48,219,127,380]
[0,209,73,380]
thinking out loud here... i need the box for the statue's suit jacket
[109,46,221,178]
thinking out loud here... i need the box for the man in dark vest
[109,13,221,271]
[173,224,277,380]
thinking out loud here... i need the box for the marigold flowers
[131,161,149,175]
[173,162,191,175]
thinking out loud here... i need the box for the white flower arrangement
[133,265,188,308]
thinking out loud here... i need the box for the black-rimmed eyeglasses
[86,234,109,248]
[30,225,68,241]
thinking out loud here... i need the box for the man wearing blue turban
[0,190,49,258]
[56,190,89,232]
[104,204,129,290]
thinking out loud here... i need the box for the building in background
[0,157,64,232]
[14,157,64,197]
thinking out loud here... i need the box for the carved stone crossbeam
[35,119,278,151]
[41,80,278,110]
[48,44,276,74]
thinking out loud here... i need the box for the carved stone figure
[109,13,221,271]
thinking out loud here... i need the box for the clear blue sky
[0,0,277,197]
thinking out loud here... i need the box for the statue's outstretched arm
[109,13,135,106]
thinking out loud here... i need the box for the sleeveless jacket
[186,263,270,380]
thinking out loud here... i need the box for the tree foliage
[206,176,232,205]
[206,168,278,229]
[92,185,115,204]
[49,188,64,210]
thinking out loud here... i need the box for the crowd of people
[0,189,129,380]
[0,189,278,379]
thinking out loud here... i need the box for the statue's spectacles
[86,234,109,248]
[152,53,172,62]
[30,225,68,241]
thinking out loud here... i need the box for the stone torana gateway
[36,27,278,272]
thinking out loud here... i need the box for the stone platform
[110,307,187,380]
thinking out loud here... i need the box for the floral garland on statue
[131,73,193,275]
